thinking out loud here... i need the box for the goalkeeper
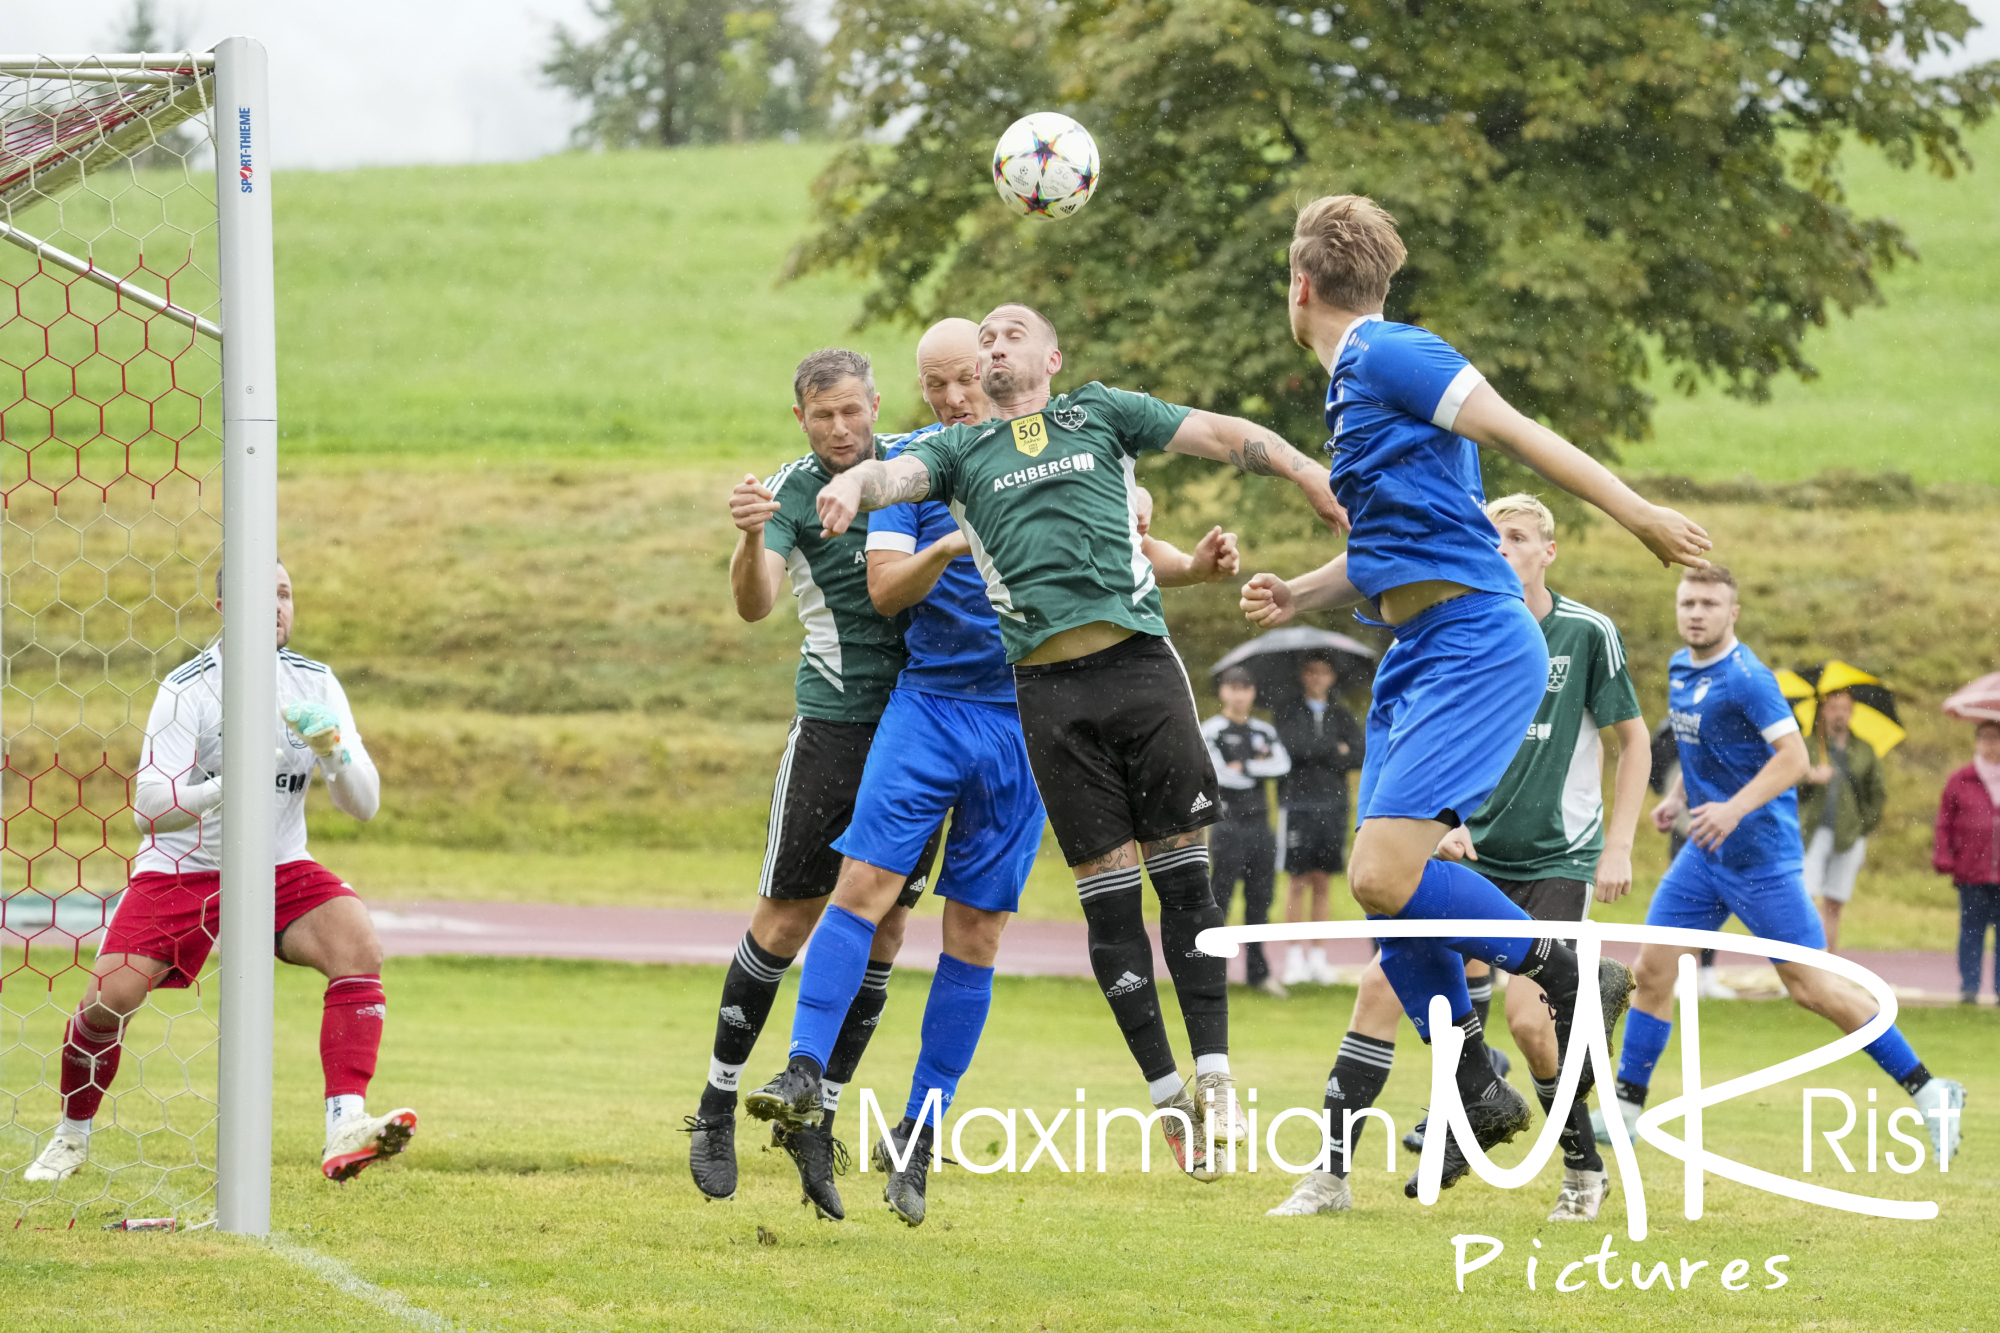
[24,563,412,1188]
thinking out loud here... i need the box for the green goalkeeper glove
[283,700,344,758]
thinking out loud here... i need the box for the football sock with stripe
[58,1012,123,1123]
[821,959,894,1134]
[1397,859,1542,972]
[1533,1074,1603,1171]
[904,953,996,1132]
[1616,1009,1673,1103]
[1450,1011,1499,1104]
[1323,1032,1395,1178]
[1467,973,1493,1032]
[789,905,876,1070]
[699,931,794,1119]
[1078,867,1179,1085]
[1148,845,1229,1059]
[321,974,386,1101]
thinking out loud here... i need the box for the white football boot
[1590,1096,1646,1147]
[1281,946,1310,987]
[24,1129,89,1183]
[322,1107,418,1182]
[1155,1081,1219,1182]
[1194,1070,1249,1145]
[1267,1170,1352,1215]
[1547,1167,1611,1221]
[1913,1077,1967,1169]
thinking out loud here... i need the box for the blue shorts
[1645,844,1824,957]
[1355,591,1547,825]
[832,690,1045,914]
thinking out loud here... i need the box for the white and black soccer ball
[991,112,1100,220]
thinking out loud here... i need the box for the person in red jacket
[1935,720,2000,1004]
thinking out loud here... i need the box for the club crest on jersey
[1546,655,1570,693]
[1691,677,1712,704]
[1011,413,1049,457]
[1052,406,1088,432]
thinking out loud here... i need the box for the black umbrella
[1209,628,1380,705]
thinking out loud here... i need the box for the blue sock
[1374,927,1474,1042]
[905,953,995,1131]
[1863,1026,1922,1085]
[1618,1009,1673,1096]
[1395,860,1538,972]
[789,906,876,1069]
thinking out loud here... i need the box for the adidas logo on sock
[719,1005,753,1030]
[1325,1076,1343,1098]
[1104,971,1150,998]
[1189,792,1213,814]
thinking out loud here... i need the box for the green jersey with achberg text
[1466,592,1643,882]
[903,383,1193,662]
[762,439,907,724]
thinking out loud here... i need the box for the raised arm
[728,473,788,623]
[817,455,931,537]
[1450,386,1711,569]
[1238,552,1364,628]
[868,530,971,616]
[1167,409,1349,532]
[1144,527,1241,589]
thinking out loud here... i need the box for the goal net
[0,48,272,1231]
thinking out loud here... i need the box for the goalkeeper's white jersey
[132,646,373,876]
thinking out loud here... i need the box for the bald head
[917,317,994,427]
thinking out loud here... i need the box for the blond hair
[1485,493,1555,543]
[1290,195,1406,313]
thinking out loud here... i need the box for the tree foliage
[545,0,824,148]
[795,0,1998,487]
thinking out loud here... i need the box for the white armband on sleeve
[1431,365,1486,432]
[1760,716,1801,743]
[864,529,919,555]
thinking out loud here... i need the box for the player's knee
[871,909,910,959]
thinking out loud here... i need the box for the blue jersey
[1324,316,1521,602]
[865,430,1016,703]
[1666,639,1804,873]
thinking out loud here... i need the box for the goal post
[0,38,277,1234]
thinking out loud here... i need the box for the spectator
[1934,719,2000,1004]
[1799,689,1887,952]
[1201,666,1292,998]
[1651,719,1733,998]
[1272,657,1363,987]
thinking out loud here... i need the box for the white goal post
[0,38,278,1235]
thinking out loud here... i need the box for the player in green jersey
[686,349,941,1208]
[814,303,1348,1180]
[1266,493,1651,1220]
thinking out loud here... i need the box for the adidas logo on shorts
[1189,792,1213,814]
[719,1004,753,1030]
[1104,970,1149,998]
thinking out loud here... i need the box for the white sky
[0,0,1993,171]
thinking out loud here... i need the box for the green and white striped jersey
[761,440,906,724]
[1466,593,1643,881]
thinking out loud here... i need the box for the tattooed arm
[1167,409,1349,532]
[816,455,932,537]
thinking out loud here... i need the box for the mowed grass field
[3,957,1995,1332]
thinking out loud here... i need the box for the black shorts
[758,716,941,904]
[1477,871,1591,923]
[1012,633,1220,866]
[1279,803,1348,874]
[1209,817,1277,908]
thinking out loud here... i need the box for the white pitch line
[260,1233,466,1332]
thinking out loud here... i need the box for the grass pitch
[3,957,1993,1331]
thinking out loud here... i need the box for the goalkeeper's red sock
[321,975,386,1100]
[59,1012,124,1122]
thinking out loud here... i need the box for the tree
[795,0,1998,493]
[544,0,825,148]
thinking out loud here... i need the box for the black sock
[1534,1075,1603,1171]
[1149,846,1228,1058]
[1452,1012,1496,1104]
[821,960,893,1133]
[1900,1063,1933,1099]
[1515,937,1580,1006]
[1078,870,1178,1083]
[699,931,794,1118]
[1467,975,1492,1032]
[1323,1032,1395,1178]
[1616,1078,1650,1108]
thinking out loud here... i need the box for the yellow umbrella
[1777,661,1905,757]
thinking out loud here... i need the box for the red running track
[363,899,1982,1004]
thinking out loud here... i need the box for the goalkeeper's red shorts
[99,859,360,988]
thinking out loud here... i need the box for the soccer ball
[991,112,1100,220]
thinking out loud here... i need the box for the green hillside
[268,124,2000,481]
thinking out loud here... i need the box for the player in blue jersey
[1597,566,1965,1163]
[1239,194,1713,1188]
